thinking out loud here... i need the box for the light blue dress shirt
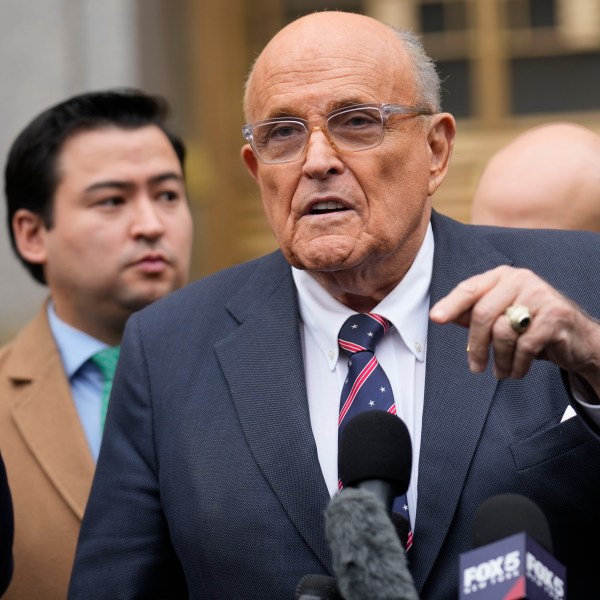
[47,303,108,461]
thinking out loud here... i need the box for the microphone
[293,574,344,600]
[294,411,414,599]
[338,410,412,513]
[459,494,566,599]
[326,411,417,599]
[339,410,412,550]
[325,487,419,600]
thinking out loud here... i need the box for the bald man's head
[471,122,600,231]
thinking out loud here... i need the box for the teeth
[312,201,345,210]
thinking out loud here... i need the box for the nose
[130,197,165,241]
[302,127,345,179]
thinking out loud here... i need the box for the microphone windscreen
[294,574,343,599]
[472,493,553,553]
[325,487,419,600]
[338,410,411,494]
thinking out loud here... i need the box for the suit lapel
[411,214,511,589]
[7,307,95,520]
[215,253,333,572]
[212,216,513,584]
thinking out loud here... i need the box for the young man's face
[31,125,193,341]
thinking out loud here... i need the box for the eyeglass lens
[252,106,385,163]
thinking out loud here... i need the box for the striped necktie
[90,346,120,431]
[338,312,413,549]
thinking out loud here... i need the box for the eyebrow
[328,99,370,112]
[84,171,184,193]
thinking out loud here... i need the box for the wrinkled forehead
[244,14,417,122]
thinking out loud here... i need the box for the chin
[119,283,178,312]
[287,252,359,273]
[285,237,361,272]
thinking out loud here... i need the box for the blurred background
[1,0,599,343]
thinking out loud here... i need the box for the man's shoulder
[431,211,600,314]
[0,340,15,371]
[135,250,291,321]
[0,307,55,372]
[121,250,293,351]
[432,211,600,259]
[0,306,64,393]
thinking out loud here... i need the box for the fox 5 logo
[526,552,565,599]
[462,550,520,593]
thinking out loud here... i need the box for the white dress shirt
[293,221,600,531]
[292,224,434,526]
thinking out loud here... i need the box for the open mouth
[309,200,350,215]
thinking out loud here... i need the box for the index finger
[429,269,503,325]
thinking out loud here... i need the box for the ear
[426,113,456,196]
[12,208,49,266]
[241,144,260,182]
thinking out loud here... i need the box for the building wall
[0,0,141,342]
[1,0,599,342]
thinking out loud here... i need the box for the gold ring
[505,305,532,334]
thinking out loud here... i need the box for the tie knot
[90,346,121,382]
[338,313,390,355]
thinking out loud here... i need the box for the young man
[0,89,193,599]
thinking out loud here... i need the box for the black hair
[4,88,186,284]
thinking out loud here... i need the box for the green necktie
[90,346,121,431]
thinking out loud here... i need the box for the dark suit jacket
[0,451,13,597]
[69,213,600,599]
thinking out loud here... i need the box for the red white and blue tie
[338,312,413,550]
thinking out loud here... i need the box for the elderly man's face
[242,13,453,289]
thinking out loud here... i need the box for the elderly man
[472,122,600,230]
[69,12,600,599]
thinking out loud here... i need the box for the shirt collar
[47,302,109,378]
[292,223,433,371]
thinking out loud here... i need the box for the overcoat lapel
[6,306,95,519]
[215,253,333,572]
[411,213,513,589]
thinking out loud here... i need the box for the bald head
[243,11,441,122]
[472,122,600,231]
[239,10,456,305]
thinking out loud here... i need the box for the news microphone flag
[459,532,566,600]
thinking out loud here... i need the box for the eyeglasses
[242,103,432,164]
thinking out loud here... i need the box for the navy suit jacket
[0,451,13,597]
[69,213,600,599]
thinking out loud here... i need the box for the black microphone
[327,411,418,599]
[294,411,414,599]
[325,487,419,600]
[459,494,566,599]
[338,410,412,551]
[338,410,412,513]
[472,494,553,553]
[293,574,344,600]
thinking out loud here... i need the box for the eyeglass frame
[241,103,433,164]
